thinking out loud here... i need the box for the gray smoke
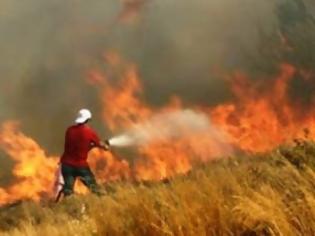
[0,0,314,155]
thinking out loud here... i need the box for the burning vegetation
[0,0,315,234]
[1,141,315,235]
[1,52,315,205]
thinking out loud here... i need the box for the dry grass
[1,141,315,235]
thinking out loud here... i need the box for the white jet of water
[108,109,222,147]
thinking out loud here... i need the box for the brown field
[1,141,315,236]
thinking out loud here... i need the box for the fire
[210,64,315,152]
[89,52,233,181]
[90,53,315,180]
[88,149,131,183]
[0,122,58,204]
[0,122,129,205]
[1,51,314,205]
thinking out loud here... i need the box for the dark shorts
[61,163,102,196]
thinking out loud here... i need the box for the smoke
[118,0,148,23]
[109,109,223,146]
[0,0,314,154]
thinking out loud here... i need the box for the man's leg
[61,164,76,196]
[78,167,103,196]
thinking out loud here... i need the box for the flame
[89,52,232,181]
[0,122,130,205]
[90,54,315,180]
[1,51,315,205]
[88,149,131,183]
[210,64,315,152]
[0,122,58,204]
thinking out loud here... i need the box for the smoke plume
[0,0,314,157]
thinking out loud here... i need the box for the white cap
[75,109,92,124]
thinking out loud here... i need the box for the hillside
[1,141,315,235]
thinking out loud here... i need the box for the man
[58,109,109,198]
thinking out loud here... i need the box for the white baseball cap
[75,109,92,124]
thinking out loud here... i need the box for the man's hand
[100,140,110,151]
[90,140,110,151]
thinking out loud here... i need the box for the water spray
[107,109,223,147]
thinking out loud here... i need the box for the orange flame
[1,52,315,205]
[210,64,315,152]
[0,122,58,204]
[89,52,233,181]
[0,122,130,205]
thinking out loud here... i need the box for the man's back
[61,124,100,167]
[56,109,107,199]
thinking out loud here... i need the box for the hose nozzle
[104,139,110,150]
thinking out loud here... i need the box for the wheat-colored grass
[1,142,315,235]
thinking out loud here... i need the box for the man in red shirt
[59,109,109,197]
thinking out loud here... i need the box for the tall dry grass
[1,141,315,235]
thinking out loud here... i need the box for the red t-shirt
[60,124,101,167]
